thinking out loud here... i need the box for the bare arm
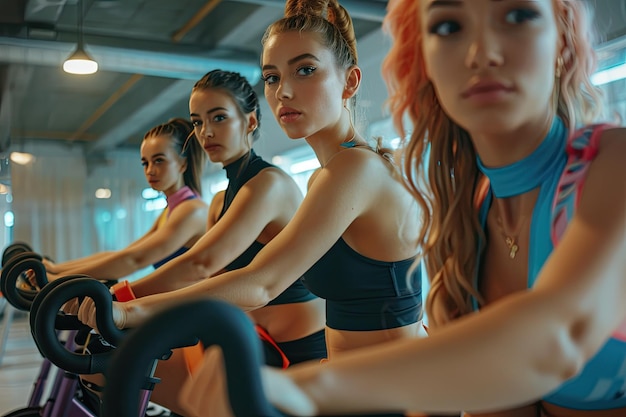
[114,150,388,327]
[130,169,301,297]
[263,129,626,415]
[207,190,225,229]
[56,200,208,280]
[45,212,164,275]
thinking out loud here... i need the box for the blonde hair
[382,0,604,326]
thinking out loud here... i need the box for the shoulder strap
[550,123,611,246]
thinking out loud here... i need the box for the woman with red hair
[256,0,626,416]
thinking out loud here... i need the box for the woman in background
[43,118,208,281]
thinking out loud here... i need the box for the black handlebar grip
[102,298,282,417]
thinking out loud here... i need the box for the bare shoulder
[324,147,399,184]
[208,191,225,224]
[593,126,626,179]
[178,195,210,212]
[169,195,209,221]
[598,125,626,146]
[578,126,626,229]
[307,168,322,191]
[243,165,302,200]
[209,190,225,210]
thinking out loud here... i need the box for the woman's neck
[471,114,554,168]
[162,180,186,198]
[306,121,362,167]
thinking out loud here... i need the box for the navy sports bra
[152,186,198,269]
[302,237,422,331]
[220,150,317,306]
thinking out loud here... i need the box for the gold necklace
[495,214,528,259]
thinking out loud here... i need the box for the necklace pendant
[509,244,519,259]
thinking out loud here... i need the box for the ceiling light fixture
[63,0,98,75]
[10,151,34,165]
[591,62,626,86]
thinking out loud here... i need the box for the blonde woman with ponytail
[76,0,424,415]
[255,0,626,416]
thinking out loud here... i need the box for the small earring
[340,101,357,148]
[555,56,564,78]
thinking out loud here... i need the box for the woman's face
[189,89,255,166]
[140,134,186,194]
[420,0,560,135]
[261,31,348,140]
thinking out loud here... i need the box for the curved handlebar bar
[102,299,281,417]
[1,255,48,310]
[33,277,125,374]
[1,242,33,266]
[29,274,93,352]
[1,251,42,284]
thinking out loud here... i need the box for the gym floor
[0,300,175,417]
[0,303,43,415]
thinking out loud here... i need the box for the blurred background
[0,0,624,275]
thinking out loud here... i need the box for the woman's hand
[25,269,39,289]
[61,297,80,315]
[42,258,58,274]
[77,297,127,331]
[178,345,235,417]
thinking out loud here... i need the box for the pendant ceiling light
[63,0,98,75]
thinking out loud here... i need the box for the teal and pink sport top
[475,117,626,410]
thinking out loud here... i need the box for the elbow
[242,286,273,311]
[239,282,275,312]
[188,254,218,281]
[537,319,591,387]
[120,250,150,271]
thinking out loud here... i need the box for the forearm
[47,251,116,274]
[62,251,142,280]
[131,257,212,298]
[287,291,581,415]
[122,268,271,328]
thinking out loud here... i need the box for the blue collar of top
[476,117,567,198]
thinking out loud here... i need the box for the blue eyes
[429,8,540,37]
[262,74,279,85]
[429,21,461,36]
[262,66,317,85]
[142,158,164,167]
[505,8,540,24]
[297,66,316,76]
[190,115,227,127]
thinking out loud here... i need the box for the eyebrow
[427,0,462,10]
[262,53,320,71]
[427,0,508,10]
[141,152,166,160]
[189,106,227,117]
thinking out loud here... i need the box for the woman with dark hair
[79,1,424,415]
[85,69,327,416]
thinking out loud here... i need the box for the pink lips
[203,145,220,153]
[462,80,514,102]
[278,107,301,123]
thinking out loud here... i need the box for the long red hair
[382,0,604,326]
